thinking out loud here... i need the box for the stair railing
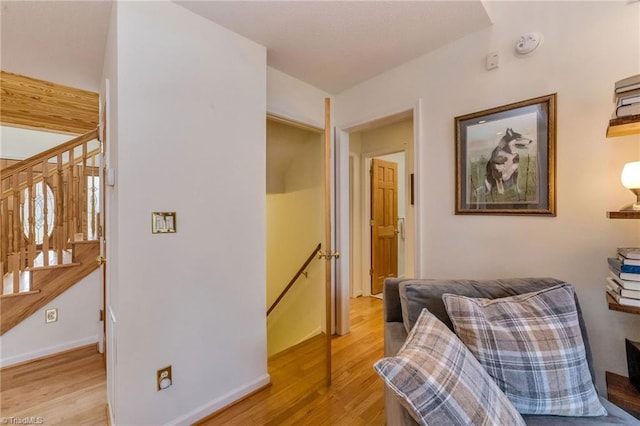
[267,243,322,316]
[0,129,100,295]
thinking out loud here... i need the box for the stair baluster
[26,167,35,269]
[56,152,64,260]
[12,175,21,293]
[42,159,50,267]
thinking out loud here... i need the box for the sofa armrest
[383,278,405,323]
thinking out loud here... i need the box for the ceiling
[176,1,493,94]
[0,0,113,91]
[0,1,492,94]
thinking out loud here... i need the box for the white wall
[337,1,640,393]
[0,126,75,160]
[107,2,267,424]
[0,270,100,367]
[267,67,329,128]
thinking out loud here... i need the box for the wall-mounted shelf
[608,211,640,219]
[606,293,640,316]
[607,114,640,138]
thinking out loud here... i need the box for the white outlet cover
[45,308,58,323]
[515,32,542,55]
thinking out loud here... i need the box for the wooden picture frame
[455,93,556,216]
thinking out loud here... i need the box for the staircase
[0,129,101,335]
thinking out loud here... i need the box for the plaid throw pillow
[443,283,607,417]
[374,309,525,426]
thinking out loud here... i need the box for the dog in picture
[484,128,533,195]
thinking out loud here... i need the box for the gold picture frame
[455,93,556,216]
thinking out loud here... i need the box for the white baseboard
[0,335,98,368]
[167,373,271,426]
[108,401,115,426]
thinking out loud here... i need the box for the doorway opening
[265,115,329,389]
[347,114,415,298]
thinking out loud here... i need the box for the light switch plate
[486,52,499,70]
[152,212,177,234]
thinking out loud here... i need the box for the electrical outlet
[45,308,58,323]
[157,365,172,391]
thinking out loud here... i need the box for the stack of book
[613,74,640,118]
[607,248,640,308]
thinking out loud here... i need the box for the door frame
[266,105,334,386]
[98,87,107,355]
[335,99,423,335]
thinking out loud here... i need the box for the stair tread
[0,289,41,299]
[26,262,81,272]
[68,239,99,245]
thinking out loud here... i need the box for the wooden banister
[0,128,100,295]
[267,243,322,317]
[1,147,100,199]
[0,129,98,177]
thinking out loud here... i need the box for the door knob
[96,255,106,266]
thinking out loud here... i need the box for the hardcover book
[618,248,640,260]
[616,103,640,118]
[608,258,640,282]
[614,74,640,92]
[606,277,640,299]
[607,288,640,308]
[609,273,640,291]
[618,254,640,267]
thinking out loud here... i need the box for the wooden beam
[1,71,98,134]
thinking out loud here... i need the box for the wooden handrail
[267,243,322,317]
[1,147,100,199]
[1,129,98,177]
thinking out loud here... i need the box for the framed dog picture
[455,93,556,216]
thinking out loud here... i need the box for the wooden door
[98,92,107,356]
[371,158,398,295]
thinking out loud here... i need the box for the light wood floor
[0,344,108,425]
[0,296,385,425]
[199,296,385,425]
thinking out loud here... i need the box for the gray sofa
[383,277,640,425]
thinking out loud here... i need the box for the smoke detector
[515,32,542,55]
